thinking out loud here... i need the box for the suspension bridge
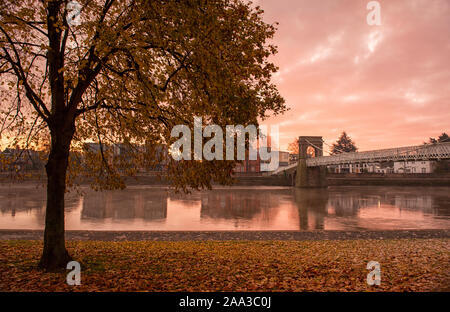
[271,136,450,188]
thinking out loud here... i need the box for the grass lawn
[0,239,448,292]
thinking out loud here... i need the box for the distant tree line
[427,132,449,144]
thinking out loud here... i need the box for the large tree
[330,131,357,155]
[0,0,285,270]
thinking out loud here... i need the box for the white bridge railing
[272,142,450,175]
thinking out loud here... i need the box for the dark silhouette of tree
[428,132,449,144]
[330,131,358,155]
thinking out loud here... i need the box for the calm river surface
[0,185,449,231]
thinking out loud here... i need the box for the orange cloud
[259,0,450,152]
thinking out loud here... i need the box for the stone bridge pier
[295,136,328,188]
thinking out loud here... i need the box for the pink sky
[257,0,450,153]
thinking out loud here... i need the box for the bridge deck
[272,142,450,175]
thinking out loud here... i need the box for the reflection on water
[0,185,449,230]
[81,191,167,221]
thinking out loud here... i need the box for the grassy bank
[0,239,449,292]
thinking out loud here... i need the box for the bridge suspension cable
[320,139,351,155]
[303,138,326,153]
[304,138,352,156]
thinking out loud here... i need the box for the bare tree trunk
[39,127,74,271]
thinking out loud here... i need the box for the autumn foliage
[1,239,449,291]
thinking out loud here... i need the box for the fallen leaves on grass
[0,239,449,291]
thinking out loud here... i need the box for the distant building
[234,150,261,173]
[278,151,290,167]
[327,160,436,174]
[232,147,292,174]
[289,153,299,164]
[234,137,283,174]
[83,142,105,153]
[394,160,435,173]
[328,162,394,174]
[83,142,168,172]
[1,148,44,171]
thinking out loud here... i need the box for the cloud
[259,0,450,151]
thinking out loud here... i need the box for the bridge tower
[295,136,328,188]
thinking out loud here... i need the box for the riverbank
[0,229,449,241]
[0,239,448,291]
[327,173,450,186]
[2,172,450,186]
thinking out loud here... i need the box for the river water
[0,185,449,231]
